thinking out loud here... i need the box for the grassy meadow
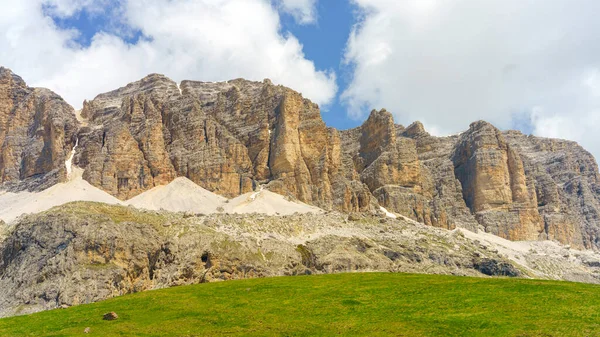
[1,273,599,336]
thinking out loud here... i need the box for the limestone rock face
[503,131,600,249]
[0,67,78,191]
[358,110,422,191]
[452,121,543,240]
[3,67,600,249]
[342,111,475,231]
[400,128,479,231]
[75,75,370,211]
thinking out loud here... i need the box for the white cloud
[276,0,317,24]
[41,0,109,17]
[0,0,335,109]
[343,0,600,161]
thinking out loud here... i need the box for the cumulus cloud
[277,0,317,24]
[41,0,110,17]
[0,0,335,109]
[343,0,600,159]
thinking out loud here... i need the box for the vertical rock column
[453,121,543,240]
[0,67,78,190]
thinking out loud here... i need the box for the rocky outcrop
[0,67,78,191]
[403,127,480,232]
[0,202,528,317]
[2,67,600,250]
[75,75,371,211]
[342,110,476,231]
[358,110,422,191]
[503,131,600,249]
[3,202,600,317]
[453,121,543,241]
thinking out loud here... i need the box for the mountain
[3,66,600,317]
[1,65,600,251]
[74,74,371,213]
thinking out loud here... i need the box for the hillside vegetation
[1,273,599,336]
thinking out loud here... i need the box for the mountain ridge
[2,66,600,250]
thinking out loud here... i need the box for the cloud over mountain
[343,0,600,159]
[0,0,336,108]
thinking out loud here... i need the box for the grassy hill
[1,273,599,336]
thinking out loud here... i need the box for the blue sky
[280,1,357,129]
[44,2,143,46]
[2,0,600,160]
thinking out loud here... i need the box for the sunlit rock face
[453,121,543,241]
[0,67,78,192]
[503,130,600,249]
[75,75,371,211]
[3,67,600,249]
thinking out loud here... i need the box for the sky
[1,0,600,161]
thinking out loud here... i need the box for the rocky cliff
[503,131,600,250]
[0,67,78,191]
[453,121,543,241]
[75,75,371,212]
[2,67,600,250]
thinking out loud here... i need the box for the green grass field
[1,273,600,336]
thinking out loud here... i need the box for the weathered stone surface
[0,202,529,317]
[75,75,371,211]
[3,202,600,317]
[401,127,480,231]
[350,110,422,193]
[452,121,543,241]
[0,67,78,191]
[474,258,520,277]
[342,111,475,231]
[504,130,600,249]
[3,68,600,250]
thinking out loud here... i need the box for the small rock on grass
[103,312,119,321]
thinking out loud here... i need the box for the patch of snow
[379,206,397,219]
[250,185,264,201]
[65,138,78,178]
[176,82,183,95]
